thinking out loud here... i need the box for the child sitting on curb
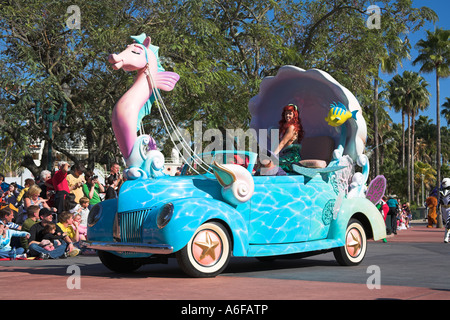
[0,220,29,259]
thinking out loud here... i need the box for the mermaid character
[272,104,304,172]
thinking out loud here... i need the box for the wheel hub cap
[346,228,362,258]
[192,230,222,266]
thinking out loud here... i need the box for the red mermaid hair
[278,104,304,142]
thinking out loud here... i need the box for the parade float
[82,34,387,277]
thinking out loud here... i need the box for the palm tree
[413,28,450,215]
[442,97,450,125]
[387,71,430,204]
[415,161,437,204]
[410,81,431,203]
[415,115,437,170]
[372,40,410,176]
[387,77,407,168]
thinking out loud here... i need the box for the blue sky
[381,0,450,127]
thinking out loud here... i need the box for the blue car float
[82,36,387,277]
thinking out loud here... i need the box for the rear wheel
[176,222,231,278]
[333,219,367,266]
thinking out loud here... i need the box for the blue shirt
[387,198,398,208]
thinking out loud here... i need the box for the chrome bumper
[80,241,173,254]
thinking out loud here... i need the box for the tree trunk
[401,110,405,168]
[373,78,380,176]
[411,108,416,205]
[436,73,443,228]
[407,111,411,204]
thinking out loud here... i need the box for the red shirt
[52,170,69,193]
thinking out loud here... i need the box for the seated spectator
[16,178,35,205]
[56,211,80,256]
[105,175,119,200]
[77,196,90,229]
[0,173,4,196]
[37,170,54,204]
[28,208,67,259]
[2,183,18,206]
[0,220,29,259]
[82,170,104,207]
[0,207,21,230]
[73,213,87,241]
[22,185,56,224]
[67,164,85,203]
[42,222,66,245]
[38,239,55,252]
[64,193,79,214]
[109,162,123,189]
[20,205,41,251]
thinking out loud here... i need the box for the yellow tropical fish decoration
[325,102,358,127]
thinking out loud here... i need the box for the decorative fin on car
[211,161,254,206]
[211,161,236,187]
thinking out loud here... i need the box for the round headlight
[88,204,102,227]
[157,203,174,229]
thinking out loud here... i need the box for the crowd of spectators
[377,195,413,240]
[0,162,123,260]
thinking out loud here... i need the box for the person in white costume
[440,178,450,243]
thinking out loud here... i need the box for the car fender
[328,197,387,242]
[87,199,118,242]
[155,197,249,255]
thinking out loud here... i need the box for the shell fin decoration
[211,161,254,206]
[211,161,236,187]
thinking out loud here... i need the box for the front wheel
[176,222,231,278]
[98,251,143,273]
[333,219,367,266]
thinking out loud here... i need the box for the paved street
[1,222,449,301]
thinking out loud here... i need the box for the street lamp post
[35,100,67,171]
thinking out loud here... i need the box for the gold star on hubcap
[347,230,361,256]
[194,231,220,261]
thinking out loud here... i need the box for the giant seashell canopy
[249,66,367,161]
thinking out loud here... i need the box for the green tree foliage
[413,28,450,200]
[0,0,442,192]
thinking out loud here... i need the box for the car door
[249,175,311,244]
[249,174,337,244]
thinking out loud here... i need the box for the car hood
[117,175,223,213]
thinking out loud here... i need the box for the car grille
[116,209,152,243]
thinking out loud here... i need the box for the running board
[246,239,344,257]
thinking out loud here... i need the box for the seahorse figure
[108,33,180,178]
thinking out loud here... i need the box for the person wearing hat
[28,208,67,259]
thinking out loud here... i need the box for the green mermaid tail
[278,144,301,172]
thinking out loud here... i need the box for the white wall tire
[333,219,367,266]
[176,222,231,278]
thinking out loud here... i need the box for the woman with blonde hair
[24,185,56,213]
